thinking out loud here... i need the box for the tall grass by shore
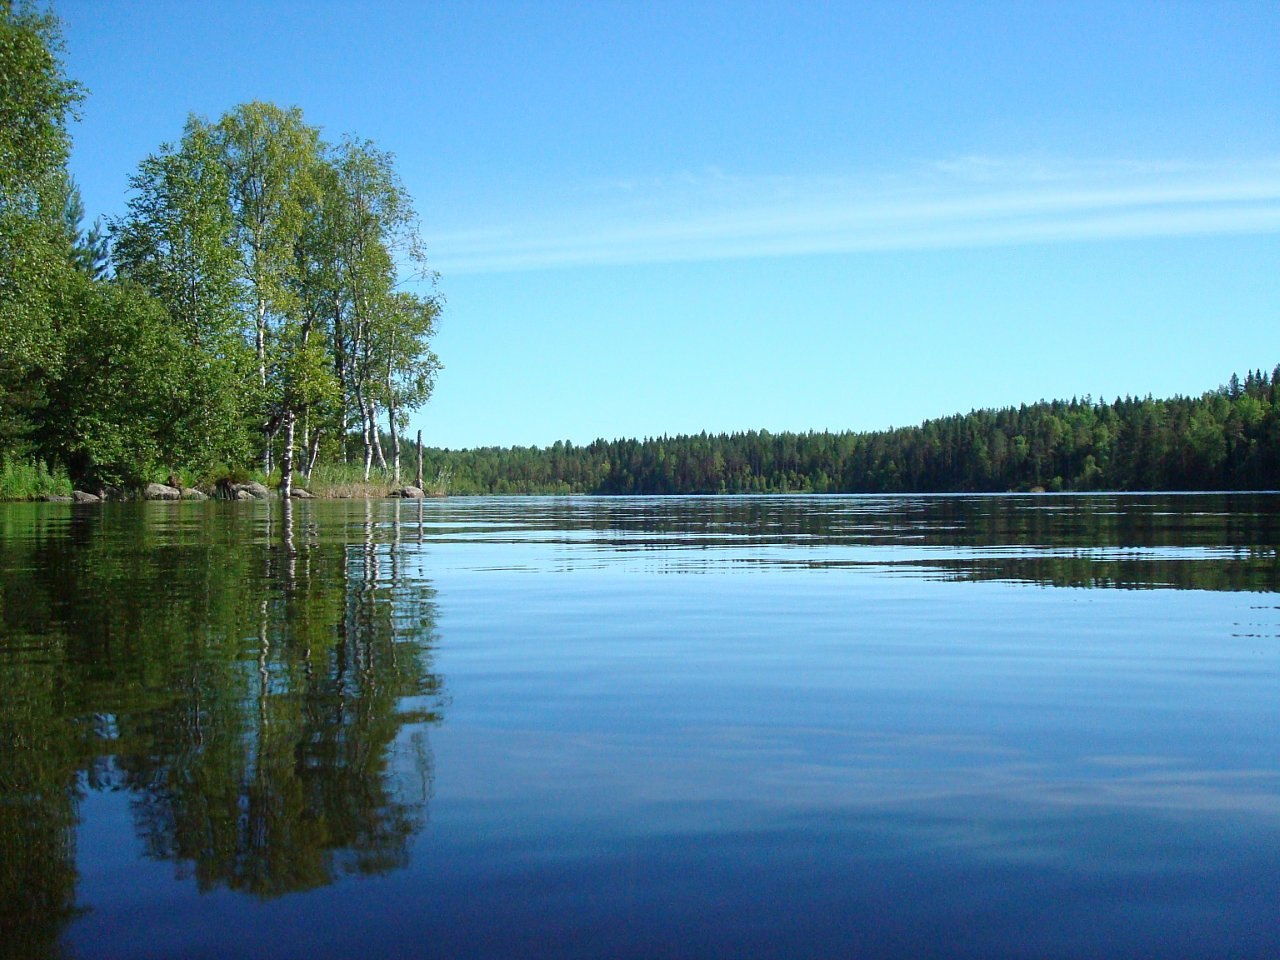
[0,461,74,500]
[0,459,450,502]
[302,463,450,499]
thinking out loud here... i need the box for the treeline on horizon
[1,4,439,496]
[422,367,1280,495]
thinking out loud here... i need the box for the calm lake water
[2,493,1279,959]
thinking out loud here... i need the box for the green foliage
[378,291,442,415]
[304,461,393,498]
[0,504,445,928]
[420,367,1280,496]
[0,19,442,492]
[213,102,322,318]
[204,463,253,487]
[0,1,84,455]
[60,175,108,279]
[39,276,186,486]
[0,458,71,499]
[1,8,443,492]
[318,136,436,480]
[212,104,321,367]
[0,0,83,218]
[112,119,244,345]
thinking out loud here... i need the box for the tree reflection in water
[0,500,446,954]
[4,492,1277,958]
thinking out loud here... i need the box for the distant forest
[422,368,1280,495]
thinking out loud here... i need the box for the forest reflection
[0,500,446,958]
[422,493,1280,592]
[2,493,1277,958]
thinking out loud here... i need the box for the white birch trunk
[386,361,400,485]
[356,379,373,481]
[258,295,271,475]
[369,398,387,472]
[389,404,400,485]
[281,410,296,499]
[305,428,322,479]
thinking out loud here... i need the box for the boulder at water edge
[217,481,271,500]
[144,483,182,500]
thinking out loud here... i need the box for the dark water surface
[2,494,1278,959]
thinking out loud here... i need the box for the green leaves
[113,119,243,345]
[0,0,83,220]
[40,276,184,486]
[1,6,443,488]
[213,102,323,343]
[412,368,1280,495]
[0,2,83,470]
[378,290,442,415]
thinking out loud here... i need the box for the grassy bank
[0,461,74,501]
[304,463,450,499]
[0,459,451,502]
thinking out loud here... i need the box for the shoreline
[11,487,1278,504]
[20,480,446,505]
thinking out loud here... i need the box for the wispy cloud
[427,156,1280,274]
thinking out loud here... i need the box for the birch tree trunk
[388,401,400,485]
[281,409,296,499]
[386,360,400,485]
[369,397,387,472]
[356,377,373,481]
[305,428,322,479]
[334,296,348,464]
[258,294,272,474]
[256,295,267,386]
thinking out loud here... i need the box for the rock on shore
[214,479,272,500]
[143,483,182,500]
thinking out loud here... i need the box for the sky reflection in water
[1,494,1277,959]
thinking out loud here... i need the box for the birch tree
[111,120,254,470]
[210,103,321,475]
[324,137,424,480]
[374,292,441,485]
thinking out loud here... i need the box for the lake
[1,493,1278,959]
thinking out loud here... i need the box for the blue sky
[58,0,1280,449]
